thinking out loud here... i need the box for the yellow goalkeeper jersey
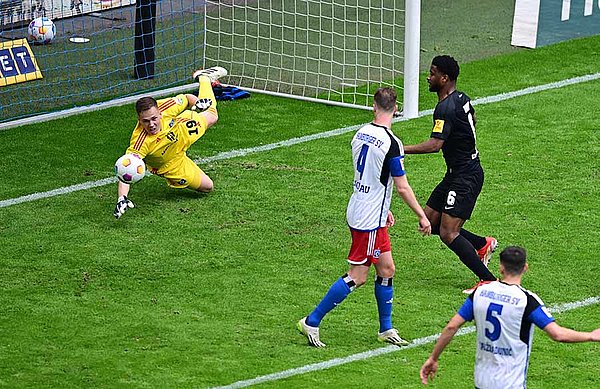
[126,94,208,175]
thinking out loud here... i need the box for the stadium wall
[512,0,600,48]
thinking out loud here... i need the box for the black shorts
[426,165,484,220]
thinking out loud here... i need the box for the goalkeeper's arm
[114,180,134,219]
[117,180,130,199]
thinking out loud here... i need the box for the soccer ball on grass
[28,17,56,44]
[114,153,146,184]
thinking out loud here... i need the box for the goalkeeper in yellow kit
[114,67,227,219]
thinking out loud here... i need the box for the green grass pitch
[0,35,599,388]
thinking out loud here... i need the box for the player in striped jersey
[298,88,431,347]
[420,246,600,388]
[114,67,226,218]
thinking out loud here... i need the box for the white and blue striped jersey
[346,123,406,231]
[458,281,555,389]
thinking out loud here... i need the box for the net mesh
[204,0,405,108]
[0,0,203,122]
[0,0,406,123]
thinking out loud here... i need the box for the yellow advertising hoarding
[0,39,43,87]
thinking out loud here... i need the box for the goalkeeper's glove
[191,98,212,113]
[114,196,134,219]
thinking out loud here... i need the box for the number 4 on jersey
[356,144,369,179]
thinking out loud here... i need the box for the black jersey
[431,90,480,172]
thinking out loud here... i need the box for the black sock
[432,226,486,250]
[447,235,496,281]
[460,228,487,250]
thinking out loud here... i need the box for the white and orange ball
[114,153,146,184]
[28,17,56,44]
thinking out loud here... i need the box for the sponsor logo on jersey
[433,119,444,133]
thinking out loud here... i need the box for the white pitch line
[1,72,600,209]
[0,177,118,208]
[211,296,600,389]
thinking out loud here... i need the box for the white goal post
[203,0,420,117]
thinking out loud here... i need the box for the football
[114,153,146,184]
[28,17,56,44]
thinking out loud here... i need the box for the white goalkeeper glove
[114,195,134,219]
[191,98,212,112]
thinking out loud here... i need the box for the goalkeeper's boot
[193,66,228,83]
[297,317,326,348]
[477,237,498,268]
[377,328,409,346]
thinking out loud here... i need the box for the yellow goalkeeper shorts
[161,155,204,190]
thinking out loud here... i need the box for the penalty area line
[1,72,600,209]
[210,296,600,389]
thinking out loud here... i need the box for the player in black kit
[404,55,497,294]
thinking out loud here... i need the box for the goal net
[0,0,204,124]
[0,0,419,126]
[203,0,419,114]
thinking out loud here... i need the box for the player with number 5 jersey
[420,246,600,388]
[298,87,431,348]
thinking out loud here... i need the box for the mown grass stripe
[211,296,600,389]
[1,72,599,209]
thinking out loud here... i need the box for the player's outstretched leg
[191,69,222,118]
[192,66,228,84]
[297,273,356,347]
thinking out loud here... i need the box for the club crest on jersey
[169,119,175,128]
[175,97,184,105]
[177,179,187,185]
[433,119,444,133]
[373,249,381,259]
